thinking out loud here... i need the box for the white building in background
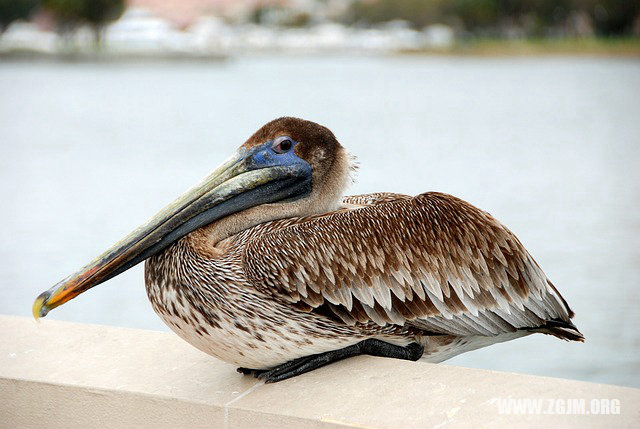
[423,24,455,49]
[106,8,194,53]
[0,22,58,53]
[0,0,454,56]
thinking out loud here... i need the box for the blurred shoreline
[2,37,638,63]
[0,49,228,63]
[400,37,640,58]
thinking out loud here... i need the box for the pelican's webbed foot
[237,339,424,383]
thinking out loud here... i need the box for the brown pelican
[33,117,583,382]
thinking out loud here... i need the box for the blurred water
[1,55,639,388]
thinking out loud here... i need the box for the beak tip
[32,291,51,320]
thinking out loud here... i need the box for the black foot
[237,339,424,383]
[236,367,267,377]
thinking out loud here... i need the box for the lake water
[1,54,639,388]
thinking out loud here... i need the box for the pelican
[33,117,583,382]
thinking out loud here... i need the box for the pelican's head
[33,117,353,318]
[241,116,353,216]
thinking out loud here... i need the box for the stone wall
[1,315,638,428]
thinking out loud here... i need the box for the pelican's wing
[243,192,583,339]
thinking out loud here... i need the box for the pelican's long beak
[33,147,311,319]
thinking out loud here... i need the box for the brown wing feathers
[243,192,583,340]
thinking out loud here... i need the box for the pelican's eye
[272,136,293,154]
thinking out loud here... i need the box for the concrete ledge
[1,315,638,428]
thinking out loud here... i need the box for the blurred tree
[450,0,500,34]
[0,0,40,34]
[451,0,575,36]
[512,0,573,35]
[250,5,312,28]
[43,0,124,47]
[43,0,89,43]
[284,12,312,28]
[250,5,269,24]
[344,0,640,36]
[345,0,448,29]
[586,0,640,36]
[83,0,124,46]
